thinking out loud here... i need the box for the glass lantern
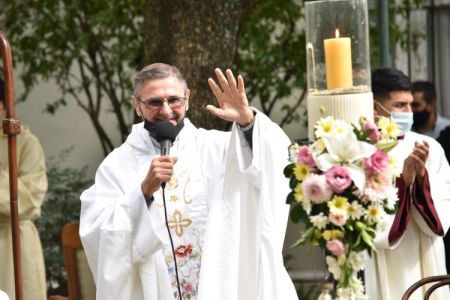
[305,0,371,95]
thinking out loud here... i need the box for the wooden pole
[0,31,23,300]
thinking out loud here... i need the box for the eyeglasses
[137,95,186,110]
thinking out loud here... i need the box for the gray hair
[133,63,188,99]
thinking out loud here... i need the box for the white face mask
[375,101,413,135]
[390,111,413,135]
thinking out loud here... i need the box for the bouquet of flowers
[285,115,400,299]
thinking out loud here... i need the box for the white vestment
[365,131,450,300]
[80,113,298,300]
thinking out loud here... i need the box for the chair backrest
[61,223,95,300]
[402,275,450,300]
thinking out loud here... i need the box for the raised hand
[207,68,254,127]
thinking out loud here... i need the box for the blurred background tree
[35,148,91,295]
[0,0,145,156]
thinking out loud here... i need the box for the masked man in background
[79,64,298,300]
[411,80,450,139]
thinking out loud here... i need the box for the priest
[365,68,450,300]
[79,63,298,300]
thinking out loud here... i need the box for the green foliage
[35,148,91,294]
[235,0,307,128]
[1,0,145,155]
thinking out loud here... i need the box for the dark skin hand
[402,140,429,188]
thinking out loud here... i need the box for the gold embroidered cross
[168,210,192,237]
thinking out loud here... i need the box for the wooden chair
[49,223,95,300]
[402,275,450,300]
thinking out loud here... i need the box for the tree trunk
[143,0,251,130]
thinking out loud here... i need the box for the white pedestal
[307,92,374,140]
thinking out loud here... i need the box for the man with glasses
[80,63,298,300]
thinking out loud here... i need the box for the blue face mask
[375,101,413,135]
[390,111,413,136]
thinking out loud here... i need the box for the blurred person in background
[0,79,48,300]
[411,80,450,138]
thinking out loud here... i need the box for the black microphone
[151,120,184,300]
[153,121,178,188]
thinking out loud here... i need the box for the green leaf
[289,176,298,189]
[284,163,295,178]
[290,204,307,223]
[376,140,399,152]
[286,192,296,204]
[291,226,315,248]
[361,230,376,251]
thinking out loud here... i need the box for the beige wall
[14,76,123,178]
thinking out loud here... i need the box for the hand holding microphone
[141,155,178,199]
[141,121,179,199]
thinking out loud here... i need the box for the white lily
[315,129,376,191]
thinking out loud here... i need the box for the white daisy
[309,213,329,230]
[347,200,365,220]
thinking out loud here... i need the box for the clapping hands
[402,140,429,187]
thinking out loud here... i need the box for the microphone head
[153,121,178,143]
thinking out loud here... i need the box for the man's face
[412,91,433,114]
[0,101,6,122]
[132,77,189,126]
[375,90,413,117]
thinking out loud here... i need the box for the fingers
[237,74,245,94]
[211,68,240,94]
[206,104,228,120]
[208,78,223,102]
[225,69,238,94]
[412,141,429,162]
[214,68,231,93]
[150,156,177,181]
[142,156,177,196]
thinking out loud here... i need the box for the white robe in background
[79,112,298,300]
[365,131,450,300]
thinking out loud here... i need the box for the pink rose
[326,239,346,257]
[363,120,380,142]
[329,211,347,226]
[325,165,352,193]
[364,149,388,173]
[297,145,316,169]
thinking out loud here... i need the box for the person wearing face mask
[79,64,298,300]
[0,79,48,300]
[362,68,450,300]
[411,81,450,139]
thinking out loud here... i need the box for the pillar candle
[324,29,353,90]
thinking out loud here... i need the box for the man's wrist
[237,108,257,130]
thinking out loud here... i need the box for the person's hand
[401,141,429,187]
[141,156,178,199]
[207,68,254,127]
[411,141,429,182]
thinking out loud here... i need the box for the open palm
[207,68,254,127]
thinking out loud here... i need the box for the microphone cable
[162,183,183,300]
